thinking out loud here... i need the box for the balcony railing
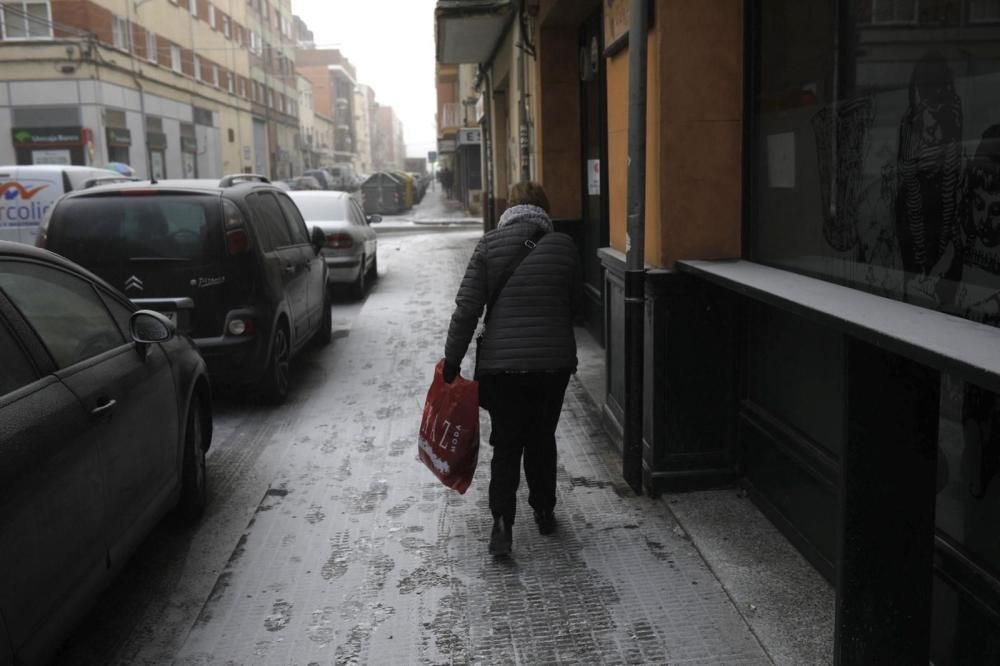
[439,102,461,131]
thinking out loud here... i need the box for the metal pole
[623,0,648,494]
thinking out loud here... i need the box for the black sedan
[0,241,212,665]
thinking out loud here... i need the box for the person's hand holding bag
[442,359,460,384]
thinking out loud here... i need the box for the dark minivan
[38,174,332,403]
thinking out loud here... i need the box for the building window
[752,6,1000,661]
[238,76,245,97]
[193,54,201,80]
[870,0,918,24]
[189,0,197,18]
[969,0,1000,22]
[212,64,219,87]
[235,25,242,46]
[208,3,215,28]
[146,30,157,63]
[112,15,131,52]
[226,72,234,93]
[221,14,230,37]
[2,2,53,39]
[249,30,263,56]
[170,44,181,72]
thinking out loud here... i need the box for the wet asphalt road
[51,193,771,665]
[51,217,484,665]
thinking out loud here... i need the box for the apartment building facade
[353,83,375,175]
[296,47,359,172]
[0,0,315,179]
[372,105,405,172]
[434,61,481,212]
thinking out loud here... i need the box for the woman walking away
[441,181,582,557]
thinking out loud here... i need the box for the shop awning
[435,0,515,65]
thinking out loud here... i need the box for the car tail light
[226,228,251,255]
[326,233,353,249]
[227,317,255,336]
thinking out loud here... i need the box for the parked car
[38,173,332,403]
[286,175,323,191]
[302,168,332,190]
[288,190,380,299]
[0,240,211,665]
[0,164,133,245]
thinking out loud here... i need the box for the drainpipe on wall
[622,0,649,494]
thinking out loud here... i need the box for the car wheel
[315,288,332,346]
[350,257,366,300]
[368,252,378,281]
[263,325,291,404]
[179,397,207,519]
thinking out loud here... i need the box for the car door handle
[91,398,117,418]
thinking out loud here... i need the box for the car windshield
[289,195,348,221]
[49,194,222,262]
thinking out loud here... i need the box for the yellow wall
[536,25,581,220]
[658,0,743,266]
[605,0,743,267]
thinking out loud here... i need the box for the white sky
[290,0,438,159]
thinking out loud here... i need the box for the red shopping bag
[418,359,480,494]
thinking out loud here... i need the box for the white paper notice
[587,159,601,195]
[767,132,796,189]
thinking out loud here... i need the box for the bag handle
[484,226,546,324]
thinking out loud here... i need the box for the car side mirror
[367,214,382,225]
[130,310,175,344]
[310,225,326,253]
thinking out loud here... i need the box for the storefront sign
[12,126,84,146]
[32,150,71,165]
[427,150,437,164]
[181,136,198,153]
[437,138,456,153]
[106,127,132,147]
[458,128,481,145]
[146,131,168,151]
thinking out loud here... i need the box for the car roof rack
[218,173,271,187]
[82,176,138,189]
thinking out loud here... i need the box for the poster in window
[32,150,71,165]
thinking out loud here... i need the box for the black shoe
[488,517,512,557]
[534,509,556,535]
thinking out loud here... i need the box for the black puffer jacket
[445,205,582,375]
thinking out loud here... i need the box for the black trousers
[479,371,571,523]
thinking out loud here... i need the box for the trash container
[362,172,405,215]
[390,171,415,210]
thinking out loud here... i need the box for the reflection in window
[753,2,1000,660]
[0,262,124,368]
